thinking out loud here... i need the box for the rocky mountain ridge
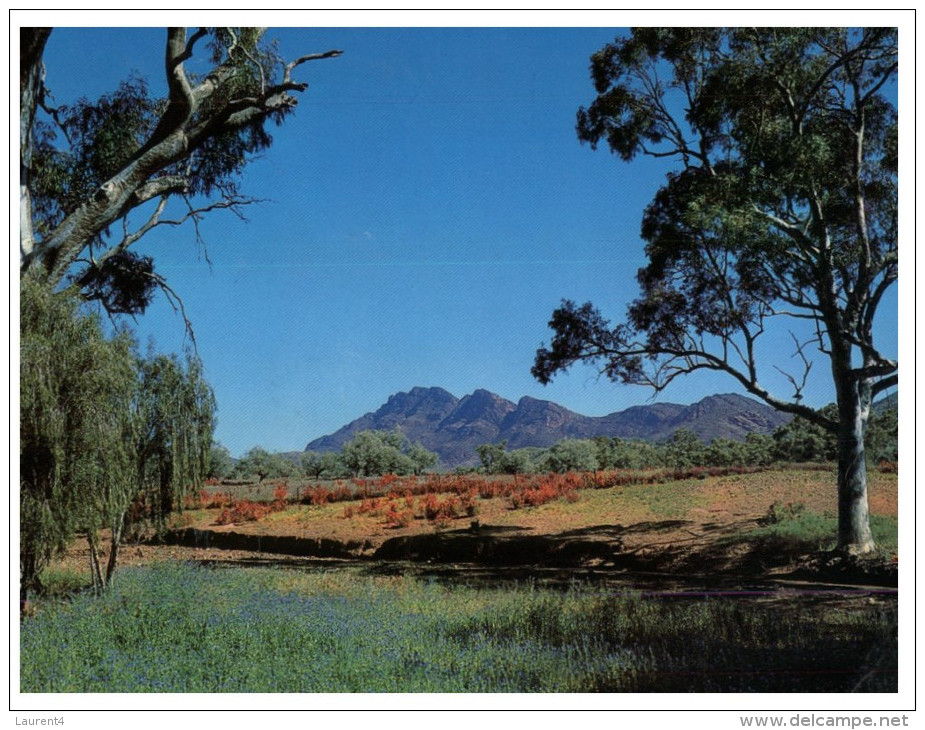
[304,387,793,468]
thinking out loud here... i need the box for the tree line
[219,401,897,482]
[210,428,439,483]
[475,403,896,475]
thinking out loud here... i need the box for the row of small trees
[20,280,215,598]
[218,401,898,484]
[219,429,440,483]
[476,407,898,475]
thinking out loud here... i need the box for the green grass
[34,565,88,597]
[742,507,898,556]
[21,562,895,693]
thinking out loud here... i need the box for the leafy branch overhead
[20,27,342,312]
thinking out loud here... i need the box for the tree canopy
[533,28,897,553]
[20,27,341,316]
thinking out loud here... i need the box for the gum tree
[533,28,897,553]
[20,27,341,314]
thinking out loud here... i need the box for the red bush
[213,500,273,525]
[357,497,382,516]
[420,493,441,521]
[384,502,415,528]
[273,484,290,506]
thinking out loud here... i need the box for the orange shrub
[213,500,272,525]
[384,502,415,529]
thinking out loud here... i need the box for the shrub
[763,501,806,525]
[213,500,273,525]
[878,461,898,474]
[357,498,382,516]
[384,503,414,529]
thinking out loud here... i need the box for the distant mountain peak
[305,387,791,468]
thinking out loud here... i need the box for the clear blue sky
[34,20,901,458]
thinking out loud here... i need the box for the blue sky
[31,19,902,458]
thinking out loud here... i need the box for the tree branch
[22,30,342,287]
[871,373,898,398]
[283,49,344,82]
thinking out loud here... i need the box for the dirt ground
[49,468,899,591]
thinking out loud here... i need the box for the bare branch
[772,332,814,403]
[145,270,197,350]
[96,195,257,271]
[130,176,188,206]
[178,27,209,65]
[871,373,898,398]
[283,49,344,83]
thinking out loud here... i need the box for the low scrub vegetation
[198,466,773,526]
[21,562,896,693]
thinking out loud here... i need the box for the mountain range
[304,387,793,469]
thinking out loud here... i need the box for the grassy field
[21,561,896,693]
[181,467,898,549]
[22,467,899,693]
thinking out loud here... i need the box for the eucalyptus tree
[340,430,439,477]
[20,26,331,595]
[206,442,235,481]
[20,27,341,315]
[533,29,897,552]
[661,429,707,469]
[235,446,278,483]
[543,438,599,474]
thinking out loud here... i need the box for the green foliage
[340,429,438,477]
[592,436,662,470]
[543,438,598,473]
[20,279,136,594]
[772,406,838,463]
[31,76,161,236]
[301,450,346,480]
[206,442,235,481]
[133,351,215,528]
[235,446,283,483]
[764,500,807,525]
[743,433,775,466]
[20,562,896,692]
[746,507,897,556]
[476,441,535,475]
[477,431,779,474]
[771,403,897,465]
[19,279,216,595]
[661,428,706,469]
[866,406,898,464]
[476,442,507,474]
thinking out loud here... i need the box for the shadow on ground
[162,516,897,589]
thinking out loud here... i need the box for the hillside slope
[304,387,792,468]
